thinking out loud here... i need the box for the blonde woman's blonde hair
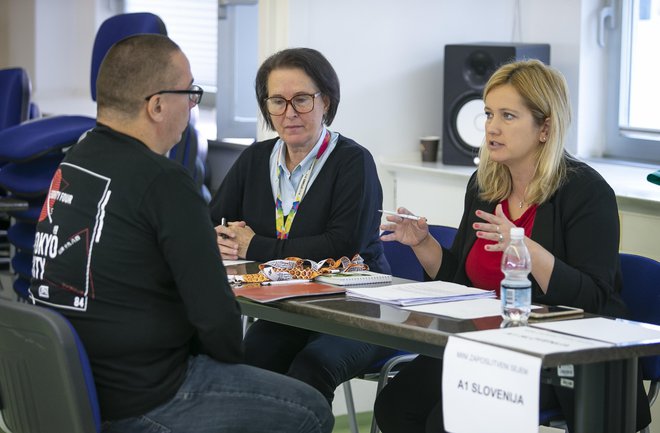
[477,59,572,205]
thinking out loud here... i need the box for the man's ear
[146,95,165,121]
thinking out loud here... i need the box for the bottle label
[501,282,531,321]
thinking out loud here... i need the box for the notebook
[314,271,392,286]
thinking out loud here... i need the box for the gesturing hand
[473,204,515,251]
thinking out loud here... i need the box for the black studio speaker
[442,43,550,166]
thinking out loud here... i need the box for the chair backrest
[90,12,167,101]
[619,253,660,381]
[207,139,251,193]
[0,67,31,131]
[89,13,211,199]
[0,300,101,433]
[383,225,457,281]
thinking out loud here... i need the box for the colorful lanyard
[275,130,331,239]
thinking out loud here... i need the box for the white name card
[443,336,542,433]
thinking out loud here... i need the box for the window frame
[604,0,660,164]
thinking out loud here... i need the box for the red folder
[233,281,345,303]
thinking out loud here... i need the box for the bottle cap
[510,227,524,238]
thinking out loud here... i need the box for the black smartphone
[529,305,584,319]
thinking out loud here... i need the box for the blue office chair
[169,113,212,202]
[539,253,660,432]
[619,253,660,433]
[383,224,457,281]
[89,13,167,102]
[0,299,101,433]
[343,225,458,433]
[0,67,31,131]
[93,13,211,199]
[0,67,37,270]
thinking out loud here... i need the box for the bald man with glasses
[29,34,333,433]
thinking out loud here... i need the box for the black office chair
[0,299,101,433]
[342,225,458,433]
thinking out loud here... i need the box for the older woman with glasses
[209,48,394,404]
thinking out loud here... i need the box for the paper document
[405,299,543,319]
[443,336,542,433]
[404,298,503,319]
[345,280,495,306]
[459,326,612,355]
[532,317,660,345]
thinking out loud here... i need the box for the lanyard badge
[275,131,331,239]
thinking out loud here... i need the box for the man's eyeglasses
[144,84,204,106]
[265,92,321,116]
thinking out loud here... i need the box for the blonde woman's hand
[379,207,429,247]
[473,204,514,251]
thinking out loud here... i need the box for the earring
[540,136,547,143]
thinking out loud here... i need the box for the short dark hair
[96,34,181,117]
[255,48,340,130]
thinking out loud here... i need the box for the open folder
[345,280,495,306]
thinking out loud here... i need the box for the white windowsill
[379,154,660,210]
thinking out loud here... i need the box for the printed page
[458,325,612,355]
[532,317,660,345]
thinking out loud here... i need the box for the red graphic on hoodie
[39,168,70,222]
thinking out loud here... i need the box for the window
[124,1,218,92]
[122,0,258,140]
[605,0,660,163]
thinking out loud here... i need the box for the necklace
[515,184,529,209]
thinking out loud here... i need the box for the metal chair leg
[343,380,360,433]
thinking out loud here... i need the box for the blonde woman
[375,59,651,433]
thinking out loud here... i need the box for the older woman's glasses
[265,92,321,116]
[144,84,204,106]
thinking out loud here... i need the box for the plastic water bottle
[500,227,532,322]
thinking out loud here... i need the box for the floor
[333,412,372,433]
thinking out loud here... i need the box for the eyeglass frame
[144,84,204,105]
[264,92,322,116]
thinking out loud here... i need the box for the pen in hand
[220,217,228,239]
[379,210,423,221]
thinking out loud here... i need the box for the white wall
[1,0,116,115]
[260,0,585,160]
[4,0,609,161]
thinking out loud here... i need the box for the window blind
[124,0,218,92]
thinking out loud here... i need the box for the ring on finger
[498,233,504,243]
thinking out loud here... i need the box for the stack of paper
[346,280,495,306]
